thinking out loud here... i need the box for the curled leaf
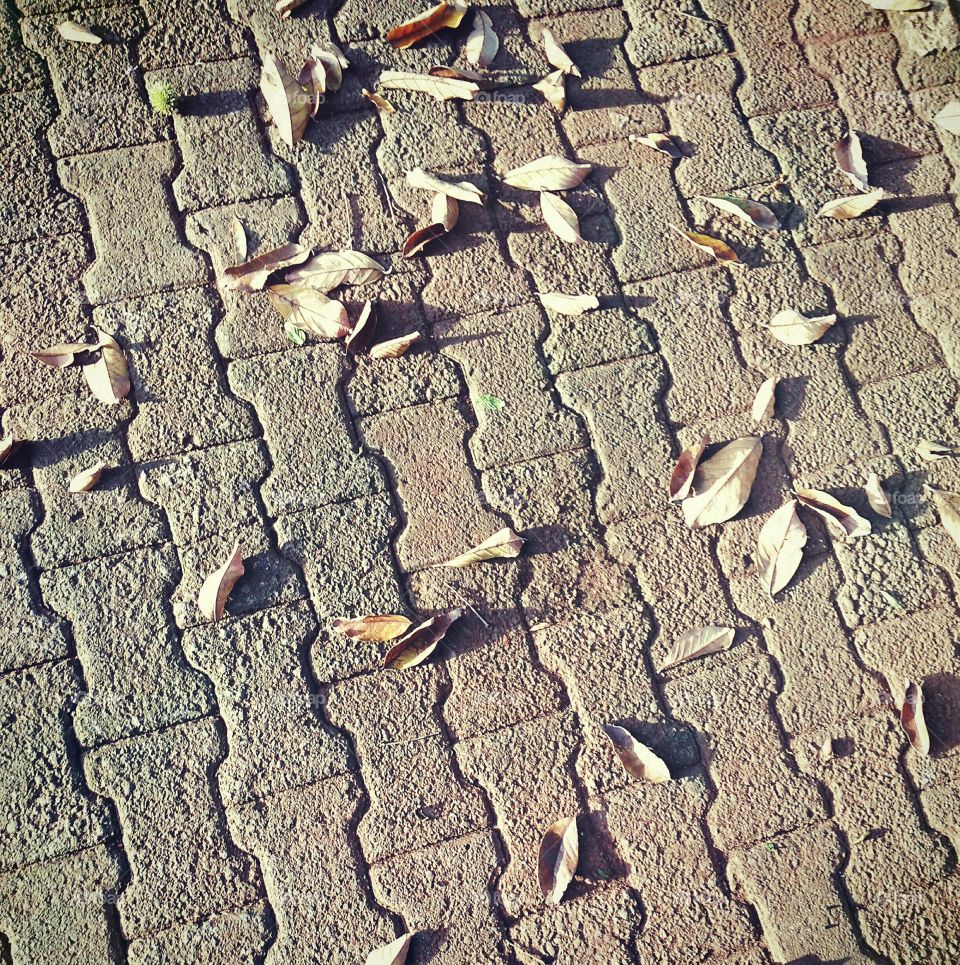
[346,301,379,355]
[818,187,884,219]
[682,436,761,528]
[757,500,807,596]
[700,195,779,230]
[629,132,681,158]
[30,341,95,368]
[197,542,244,622]
[794,488,871,540]
[370,332,422,359]
[930,488,960,550]
[751,376,777,422]
[436,527,524,568]
[503,155,591,191]
[366,933,413,965]
[540,191,583,244]
[768,309,837,346]
[287,250,387,290]
[260,54,311,147]
[333,614,413,643]
[69,461,108,493]
[934,101,960,135]
[275,0,308,17]
[224,242,310,292]
[865,472,892,518]
[663,625,734,670]
[386,0,467,49]
[916,439,958,461]
[465,10,499,68]
[898,680,930,757]
[428,65,485,82]
[537,292,599,315]
[432,192,459,230]
[57,19,101,44]
[267,285,350,339]
[403,222,448,258]
[835,131,870,193]
[533,69,566,111]
[383,609,463,669]
[379,70,478,101]
[83,330,130,405]
[362,88,395,113]
[540,27,580,77]
[603,724,670,782]
[538,817,578,904]
[406,168,485,204]
[669,224,739,264]
[668,433,709,502]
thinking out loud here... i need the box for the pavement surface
[2,0,960,961]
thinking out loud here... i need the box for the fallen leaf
[465,10,499,68]
[366,933,413,965]
[536,292,599,315]
[383,609,463,669]
[197,542,244,622]
[428,65,485,81]
[751,376,777,421]
[795,488,871,540]
[267,285,350,339]
[835,131,870,193]
[757,500,807,596]
[916,439,958,461]
[370,331,421,359]
[30,341,95,368]
[538,817,578,904]
[287,250,387,290]
[629,132,681,158]
[260,54,312,147]
[602,724,671,782]
[863,0,930,8]
[224,242,310,292]
[432,192,459,230]
[669,225,739,264]
[362,88,395,113]
[533,69,566,111]
[298,55,325,114]
[541,27,580,77]
[436,527,525,567]
[934,101,960,135]
[284,323,307,346]
[503,155,592,191]
[768,308,837,345]
[403,222,447,258]
[69,461,108,493]
[379,70,478,101]
[663,625,734,670]
[682,436,761,528]
[406,167,485,204]
[865,472,892,518]
[231,216,248,262]
[83,330,130,405]
[0,437,23,465]
[668,434,709,502]
[386,0,467,49]
[818,187,885,219]
[700,195,779,230]
[57,19,101,43]
[541,192,583,243]
[930,488,960,549]
[819,737,834,763]
[477,394,505,412]
[333,614,413,642]
[275,0,307,18]
[308,41,349,93]
[899,679,930,757]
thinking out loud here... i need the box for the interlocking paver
[138,0,248,70]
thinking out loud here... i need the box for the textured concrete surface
[1,0,960,961]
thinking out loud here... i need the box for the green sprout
[477,394,505,414]
[148,81,178,116]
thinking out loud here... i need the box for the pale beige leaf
[934,101,960,135]
[541,27,580,77]
[538,817,578,904]
[30,341,95,368]
[899,679,930,756]
[369,332,421,359]
[333,614,413,643]
[669,224,739,264]
[768,308,837,345]
[69,461,108,493]
[383,609,463,669]
[432,192,459,230]
[437,527,525,568]
[287,250,387,290]
[865,472,892,518]
[224,242,311,292]
[465,10,499,68]
[668,433,709,502]
[362,88,395,113]
[231,216,247,262]
[197,542,244,622]
[57,19,101,43]
[536,292,599,315]
[757,500,807,596]
[700,194,779,230]
[83,330,130,405]
[751,376,777,422]
[682,436,762,528]
[916,438,958,461]
[629,132,681,158]
[260,54,311,147]
[602,724,671,783]
[863,0,930,8]
[309,41,348,93]
[503,155,592,191]
[406,167,485,204]
[365,934,412,965]
[267,285,350,339]
[378,70,478,101]
[663,625,735,670]
[931,488,960,550]
[533,69,565,111]
[540,191,583,244]
[795,488,872,540]
[818,187,885,219]
[835,131,870,192]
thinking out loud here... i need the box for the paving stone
[891,5,960,91]
[912,83,960,197]
[0,660,113,871]
[0,0,43,94]
[229,347,384,516]
[621,0,727,68]
[41,546,214,745]
[0,844,122,965]
[326,669,490,862]
[144,58,293,213]
[21,6,168,155]
[921,778,960,856]
[229,0,332,65]
[0,574,70,672]
[84,717,260,936]
[0,486,35,577]
[794,0,883,41]
[727,822,862,963]
[58,142,207,304]
[138,0,248,70]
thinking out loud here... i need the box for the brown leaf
[386,0,467,49]
[629,132,681,158]
[275,0,308,18]
[540,191,583,244]
[346,300,380,355]
[700,194,779,230]
[663,625,734,670]
[307,41,349,94]
[428,65,485,82]
[362,88,395,113]
[682,436,761,528]
[751,376,777,421]
[503,155,591,191]
[540,27,580,77]
[533,69,566,111]
[436,527,525,567]
[465,10,499,68]
[260,54,312,147]
[668,433,709,502]
[370,331,421,359]
[197,542,245,622]
[0,437,23,465]
[536,291,599,315]
[379,70,478,101]
[30,341,95,368]
[224,242,310,292]
[818,187,884,219]
[669,225,739,264]
[757,500,807,596]
[333,614,413,643]
[406,167,485,204]
[57,19,101,43]
[602,724,671,782]
[794,488,871,540]
[835,131,870,193]
[383,609,463,669]
[768,309,837,346]
[898,679,930,757]
[931,488,960,550]
[83,330,130,405]
[287,250,387,290]
[267,285,350,339]
[403,222,447,258]
[537,817,578,904]
[69,461,108,493]
[432,192,460,230]
[916,439,958,461]
[865,472,892,518]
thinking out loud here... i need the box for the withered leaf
[346,301,379,355]
[757,500,807,596]
[541,27,580,77]
[465,10,499,68]
[818,187,884,219]
[365,934,412,965]
[333,614,413,643]
[503,155,592,191]
[224,242,310,292]
[231,216,247,262]
[795,488,871,540]
[682,436,761,528]
[386,0,467,49]
[267,285,350,339]
[899,679,930,757]
[537,292,599,315]
[541,191,583,244]
[629,131,681,158]
[57,19,101,44]
[406,167,485,204]
[751,376,777,422]
[403,222,448,258]
[934,101,960,135]
[287,250,387,290]
[298,55,325,115]
[308,41,349,94]
[668,433,709,502]
[768,308,837,345]
[260,54,312,147]
[533,69,566,111]
[428,65,485,82]
[602,724,671,783]
[865,472,892,518]
[197,542,244,622]
[383,609,463,669]
[835,131,870,193]
[538,817,578,905]
[437,527,525,568]
[700,194,779,230]
[931,488,960,550]
[0,437,23,465]
[83,330,130,405]
[275,0,307,18]
[69,461,108,493]
[362,88,395,113]
[370,332,421,359]
[669,224,739,264]
[663,625,734,670]
[30,341,95,368]
[432,192,459,230]
[379,70,478,101]
[916,439,957,461]
[864,0,930,8]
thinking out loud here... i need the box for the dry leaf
[865,472,892,518]
[768,309,837,345]
[386,0,467,49]
[436,527,524,567]
[230,216,247,262]
[503,155,592,191]
[916,439,958,461]
[260,54,311,147]
[899,680,930,757]
[0,437,23,465]
[57,19,101,43]
[267,285,350,339]
[629,132,681,158]
[197,542,244,622]
[533,70,566,111]
[432,193,459,230]
[379,70,478,101]
[83,330,130,405]
[669,225,739,264]
[370,332,421,359]
[346,301,379,355]
[540,192,583,244]
[224,242,310,292]
[541,27,580,77]
[333,614,413,643]
[668,434,709,502]
[682,436,761,528]
[818,187,884,219]
[536,292,599,315]
[602,724,671,782]
[365,934,412,965]
[406,168,485,204]
[428,65,485,82]
[863,0,930,8]
[287,250,387,290]
[751,376,777,421]
[403,222,447,258]
[700,195,779,230]
[538,817,578,905]
[275,0,308,17]
[931,488,960,550]
[383,609,463,669]
[362,88,395,113]
[934,101,960,135]
[465,10,499,68]
[663,625,734,670]
[835,132,870,193]
[795,488,871,540]
[30,341,95,368]
[309,41,349,94]
[757,500,807,596]
[69,461,108,493]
